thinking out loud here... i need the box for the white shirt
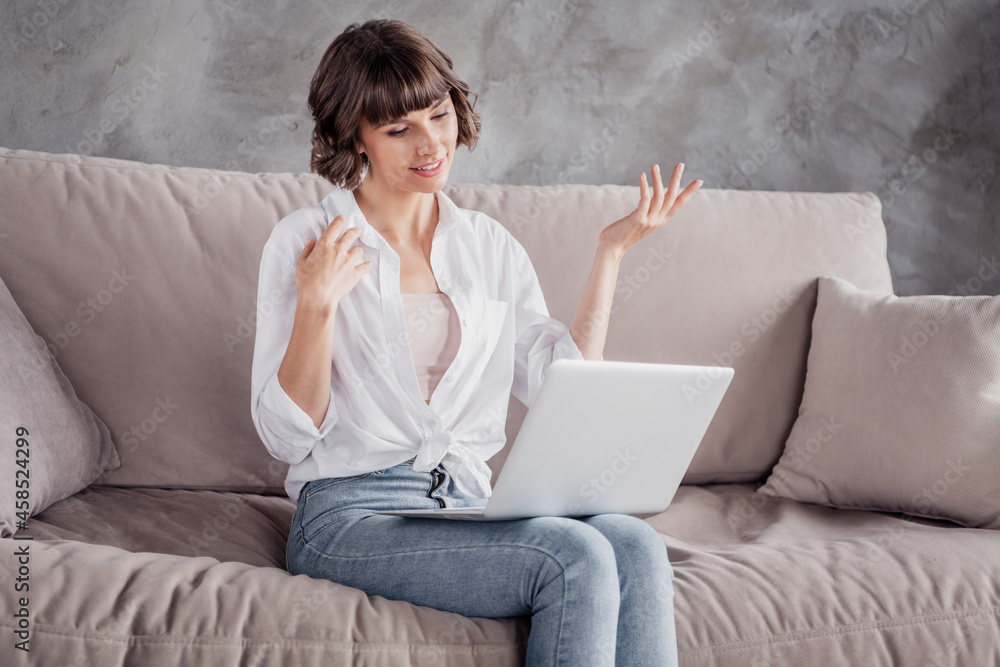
[250,187,597,502]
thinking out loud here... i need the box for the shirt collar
[320,186,467,251]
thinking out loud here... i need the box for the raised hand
[598,163,702,255]
[294,215,373,312]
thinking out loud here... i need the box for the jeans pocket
[303,472,377,498]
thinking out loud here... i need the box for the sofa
[0,144,997,666]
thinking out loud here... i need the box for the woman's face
[357,94,458,195]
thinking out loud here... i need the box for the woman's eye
[386,111,447,137]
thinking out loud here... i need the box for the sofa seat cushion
[0,539,528,667]
[23,487,298,569]
[646,484,1000,665]
[17,485,1000,665]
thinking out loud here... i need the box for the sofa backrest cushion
[0,147,893,492]
[450,184,895,486]
[0,148,329,492]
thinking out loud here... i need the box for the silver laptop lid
[483,359,734,520]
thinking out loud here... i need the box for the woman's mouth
[410,159,445,178]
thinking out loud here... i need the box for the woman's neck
[353,175,439,245]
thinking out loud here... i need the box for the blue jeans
[286,458,678,667]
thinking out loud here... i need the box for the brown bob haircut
[308,19,482,190]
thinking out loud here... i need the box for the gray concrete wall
[2,0,997,296]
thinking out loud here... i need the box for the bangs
[308,19,481,189]
[361,53,452,128]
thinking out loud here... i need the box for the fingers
[299,238,316,259]
[665,179,703,218]
[317,215,364,253]
[319,215,346,245]
[355,256,374,275]
[666,163,683,206]
[338,227,362,251]
[651,164,665,216]
[638,171,651,215]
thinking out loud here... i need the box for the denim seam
[300,538,567,660]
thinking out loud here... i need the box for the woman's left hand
[599,163,703,255]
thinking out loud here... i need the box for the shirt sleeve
[250,240,340,466]
[507,236,601,410]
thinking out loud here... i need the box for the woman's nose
[414,124,441,155]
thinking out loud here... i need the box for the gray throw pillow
[758,276,1000,529]
[0,275,120,537]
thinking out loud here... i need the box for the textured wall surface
[1,0,997,296]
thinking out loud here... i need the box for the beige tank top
[401,292,461,403]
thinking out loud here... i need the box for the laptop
[372,358,734,521]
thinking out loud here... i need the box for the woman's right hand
[294,215,373,312]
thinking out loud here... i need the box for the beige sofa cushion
[758,276,1000,529]
[650,484,1000,665]
[15,484,1000,665]
[0,275,120,537]
[0,147,893,491]
[0,538,527,666]
[453,185,895,485]
[0,147,330,492]
[22,487,297,568]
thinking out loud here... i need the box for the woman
[250,18,701,666]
